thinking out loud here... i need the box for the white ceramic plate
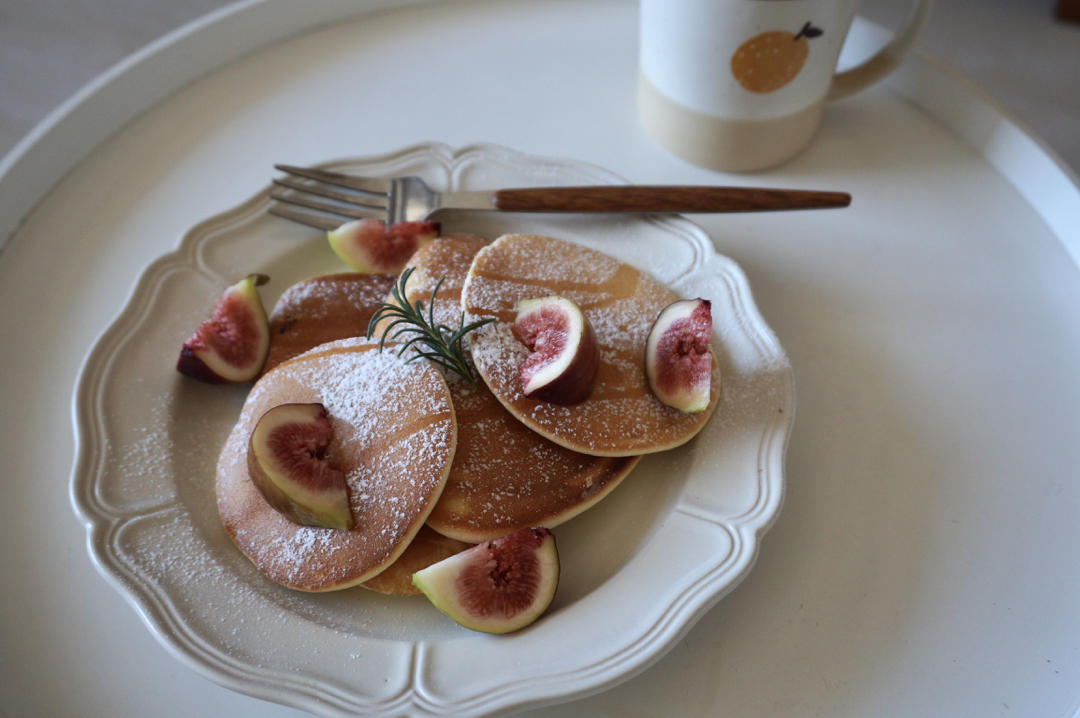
[71,142,792,716]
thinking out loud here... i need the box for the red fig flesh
[513,296,599,405]
[645,298,713,413]
[412,527,559,634]
[327,218,439,273]
[177,273,270,383]
[246,403,353,530]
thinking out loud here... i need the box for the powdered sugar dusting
[462,234,719,456]
[271,274,393,324]
[399,234,489,330]
[79,145,793,699]
[217,337,456,590]
[103,390,177,505]
[428,368,639,540]
[395,234,640,539]
[263,273,395,373]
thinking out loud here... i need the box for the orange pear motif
[731,22,823,93]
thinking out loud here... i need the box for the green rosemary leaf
[396,335,427,357]
[389,323,422,341]
[413,353,458,371]
[365,269,490,384]
[447,317,496,345]
[428,277,446,327]
[365,309,388,338]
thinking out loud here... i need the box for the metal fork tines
[270,165,389,230]
[270,164,446,230]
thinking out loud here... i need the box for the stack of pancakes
[216,233,720,595]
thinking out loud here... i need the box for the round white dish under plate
[71,142,792,716]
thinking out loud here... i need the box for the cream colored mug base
[639,71,825,173]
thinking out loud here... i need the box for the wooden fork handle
[492,185,851,213]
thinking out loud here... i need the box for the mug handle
[828,0,934,100]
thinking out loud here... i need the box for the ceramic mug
[639,0,934,172]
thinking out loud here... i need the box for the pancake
[216,336,457,592]
[262,272,395,375]
[461,233,720,457]
[393,233,491,329]
[259,272,467,593]
[360,525,471,595]
[391,235,642,542]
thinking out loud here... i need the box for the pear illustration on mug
[731,21,824,93]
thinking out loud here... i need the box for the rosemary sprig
[366,267,495,385]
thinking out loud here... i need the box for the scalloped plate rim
[69,141,793,717]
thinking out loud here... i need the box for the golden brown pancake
[392,235,641,542]
[260,272,469,594]
[360,526,471,595]
[461,233,720,457]
[216,336,457,592]
[371,233,491,333]
[262,273,395,375]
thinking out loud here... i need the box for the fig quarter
[412,527,559,634]
[644,298,713,413]
[246,402,353,530]
[327,219,439,274]
[513,295,599,405]
[177,273,271,383]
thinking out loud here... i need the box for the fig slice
[246,402,353,530]
[327,218,439,273]
[177,273,271,383]
[644,298,713,413]
[512,295,599,405]
[412,527,559,634]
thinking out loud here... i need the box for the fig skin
[644,298,713,413]
[412,527,559,634]
[246,402,353,530]
[177,273,271,383]
[513,296,599,405]
[327,219,439,273]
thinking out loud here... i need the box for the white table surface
[3,0,1078,174]
[2,1,1080,717]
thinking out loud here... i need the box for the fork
[269,163,851,230]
